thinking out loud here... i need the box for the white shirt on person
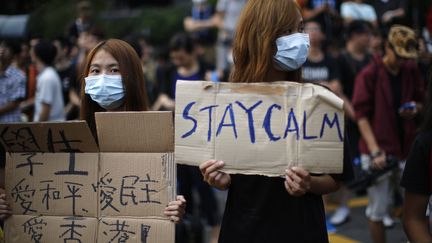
[341,2,377,22]
[34,66,65,121]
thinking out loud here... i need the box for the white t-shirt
[341,2,377,22]
[34,66,65,121]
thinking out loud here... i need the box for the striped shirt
[0,65,26,122]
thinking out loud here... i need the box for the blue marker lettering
[216,103,238,138]
[263,104,282,141]
[181,102,197,138]
[235,100,263,143]
[303,111,317,140]
[284,108,299,140]
[320,113,343,141]
[199,105,219,142]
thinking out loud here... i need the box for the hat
[388,25,418,59]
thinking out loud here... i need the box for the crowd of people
[0,0,432,242]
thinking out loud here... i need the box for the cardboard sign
[98,217,174,243]
[0,121,98,153]
[97,153,175,217]
[1,112,176,243]
[6,152,98,217]
[175,81,345,176]
[5,215,98,242]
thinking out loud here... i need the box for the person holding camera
[352,25,425,243]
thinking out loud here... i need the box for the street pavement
[327,197,407,243]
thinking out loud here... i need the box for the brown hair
[230,0,302,83]
[80,39,149,135]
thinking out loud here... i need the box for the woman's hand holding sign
[200,160,231,190]
[164,195,186,224]
[285,167,341,196]
[0,188,11,220]
[284,167,311,196]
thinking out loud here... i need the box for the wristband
[370,150,383,159]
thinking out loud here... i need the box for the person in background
[186,0,217,66]
[369,28,384,56]
[137,35,159,104]
[31,40,65,122]
[340,0,377,27]
[53,37,79,120]
[70,27,105,117]
[0,40,26,123]
[154,33,219,243]
[0,40,27,220]
[68,0,93,44]
[372,0,408,32]
[76,27,105,71]
[79,38,186,224]
[352,25,425,243]
[189,0,215,44]
[153,33,211,111]
[0,39,62,221]
[123,35,159,106]
[19,37,41,121]
[336,20,372,153]
[301,19,344,231]
[300,0,342,43]
[302,20,340,89]
[329,21,373,227]
[401,71,432,243]
[184,0,247,75]
[16,40,32,73]
[199,0,353,242]
[336,20,372,121]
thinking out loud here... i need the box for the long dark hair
[80,39,149,135]
[420,68,432,132]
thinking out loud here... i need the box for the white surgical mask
[273,33,310,71]
[85,74,125,110]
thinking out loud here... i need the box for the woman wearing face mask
[198,1,353,242]
[80,39,186,224]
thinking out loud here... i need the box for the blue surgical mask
[273,33,310,71]
[85,74,125,110]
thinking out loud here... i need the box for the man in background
[31,40,65,122]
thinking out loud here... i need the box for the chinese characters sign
[1,113,176,243]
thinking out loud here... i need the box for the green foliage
[27,0,190,45]
[134,3,189,44]
[27,0,76,38]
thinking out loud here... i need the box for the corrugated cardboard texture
[98,153,175,217]
[0,121,98,152]
[175,81,345,176]
[5,215,98,243]
[6,152,98,217]
[98,217,175,243]
[95,112,174,153]
[2,112,176,242]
